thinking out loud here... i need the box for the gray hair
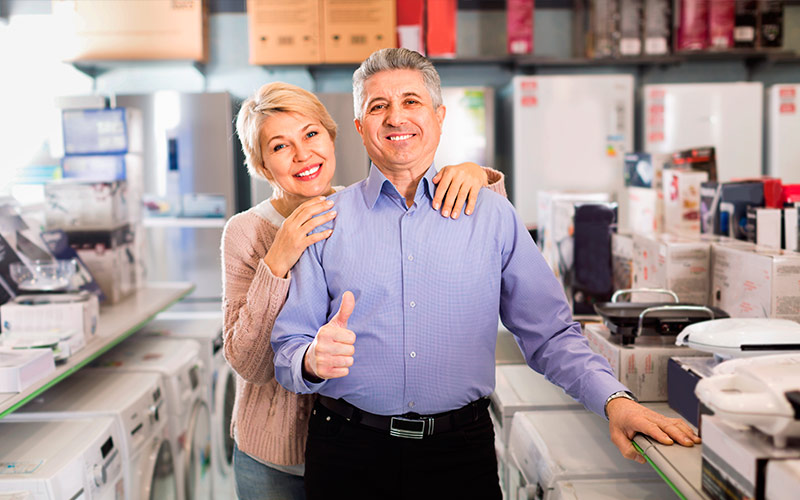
[352,48,443,122]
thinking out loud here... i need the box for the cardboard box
[619,0,643,55]
[708,0,735,49]
[627,186,663,235]
[766,460,800,500]
[589,0,621,58]
[0,349,56,393]
[583,323,703,402]
[719,181,766,240]
[701,416,800,500]
[396,0,424,53]
[667,356,716,427]
[426,0,456,57]
[643,0,671,54]
[675,0,709,51]
[760,0,783,48]
[507,0,534,55]
[745,207,783,249]
[785,206,798,252]
[68,225,137,304]
[53,0,208,62]
[322,0,396,63]
[44,181,130,230]
[632,233,711,305]
[663,169,708,237]
[612,233,634,291]
[734,0,758,48]
[247,0,322,64]
[710,243,800,321]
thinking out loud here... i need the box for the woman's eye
[272,144,286,152]
[306,131,318,139]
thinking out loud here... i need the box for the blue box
[62,108,131,155]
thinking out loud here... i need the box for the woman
[222,81,506,499]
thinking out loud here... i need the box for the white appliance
[695,355,800,448]
[135,312,236,500]
[92,337,211,500]
[504,74,634,228]
[5,371,175,500]
[506,410,658,499]
[0,417,125,500]
[767,84,800,184]
[643,82,763,181]
[766,459,800,500]
[675,318,800,358]
[551,478,677,499]
[435,86,495,168]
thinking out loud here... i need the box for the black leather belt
[317,396,490,439]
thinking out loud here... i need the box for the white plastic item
[766,459,800,500]
[695,360,800,448]
[506,410,658,499]
[675,318,800,358]
[643,82,763,182]
[552,478,677,500]
[0,348,55,393]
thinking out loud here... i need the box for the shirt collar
[362,163,437,210]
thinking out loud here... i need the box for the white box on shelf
[766,459,800,500]
[44,180,130,229]
[663,169,708,238]
[68,225,137,304]
[626,186,663,234]
[632,233,711,305]
[0,348,56,393]
[611,232,634,291]
[583,323,703,402]
[767,84,800,184]
[711,244,800,321]
[784,206,798,252]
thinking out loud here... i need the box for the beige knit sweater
[221,168,506,466]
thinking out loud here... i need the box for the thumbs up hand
[303,291,356,380]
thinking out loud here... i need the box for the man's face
[354,69,445,175]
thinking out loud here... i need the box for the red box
[708,0,735,49]
[426,0,456,58]
[396,0,424,53]
[507,0,534,55]
[676,0,709,51]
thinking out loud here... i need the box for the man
[272,48,699,499]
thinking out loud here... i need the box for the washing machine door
[184,400,212,500]
[214,361,236,473]
[139,437,178,500]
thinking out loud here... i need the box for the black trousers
[304,399,502,500]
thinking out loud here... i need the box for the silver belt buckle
[389,416,433,439]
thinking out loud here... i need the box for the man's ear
[354,118,364,142]
[435,104,446,130]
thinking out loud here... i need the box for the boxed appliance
[760,0,784,48]
[67,225,137,304]
[719,181,766,240]
[766,460,800,500]
[632,233,711,306]
[626,186,663,234]
[768,84,800,185]
[321,0,396,63]
[643,0,671,54]
[61,153,143,186]
[44,180,131,230]
[61,107,143,156]
[745,207,783,249]
[0,348,56,393]
[588,0,621,58]
[785,206,798,251]
[52,0,208,61]
[667,356,716,427]
[663,168,708,237]
[623,152,667,189]
[675,0,708,51]
[570,203,617,314]
[708,0,735,49]
[670,145,717,181]
[643,82,763,182]
[396,0,424,53]
[507,0,534,55]
[701,416,800,500]
[0,292,99,341]
[505,75,633,228]
[700,181,721,234]
[583,323,703,401]
[619,0,643,55]
[246,0,321,64]
[734,0,758,47]
[611,233,634,291]
[426,0,456,57]
[710,244,800,321]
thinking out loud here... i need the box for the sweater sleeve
[221,216,291,385]
[484,167,507,198]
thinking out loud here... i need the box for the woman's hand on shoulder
[431,162,488,219]
[263,197,336,278]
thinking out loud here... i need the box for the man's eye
[405,99,418,105]
[370,104,386,112]
[273,144,286,152]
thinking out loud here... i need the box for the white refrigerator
[767,84,800,185]
[504,75,634,228]
[643,82,764,182]
[435,87,495,169]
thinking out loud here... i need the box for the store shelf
[0,282,194,419]
[142,217,226,228]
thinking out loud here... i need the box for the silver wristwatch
[604,390,637,419]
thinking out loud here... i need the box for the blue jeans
[233,442,305,500]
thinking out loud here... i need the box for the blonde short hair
[236,82,337,180]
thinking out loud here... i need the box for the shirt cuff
[583,372,630,419]
[291,341,327,393]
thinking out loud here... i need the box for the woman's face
[259,112,336,199]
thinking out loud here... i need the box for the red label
[521,96,538,107]
[780,103,796,114]
[521,81,537,91]
[650,89,665,99]
[648,132,664,143]
[779,87,796,98]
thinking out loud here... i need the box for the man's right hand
[303,291,356,380]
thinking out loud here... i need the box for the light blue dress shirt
[272,164,627,418]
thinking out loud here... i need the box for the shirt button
[408,401,415,408]
[409,301,416,308]
[408,254,414,261]
[410,351,416,358]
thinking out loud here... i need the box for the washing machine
[135,312,236,500]
[0,417,125,499]
[92,337,211,500]
[5,371,177,500]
